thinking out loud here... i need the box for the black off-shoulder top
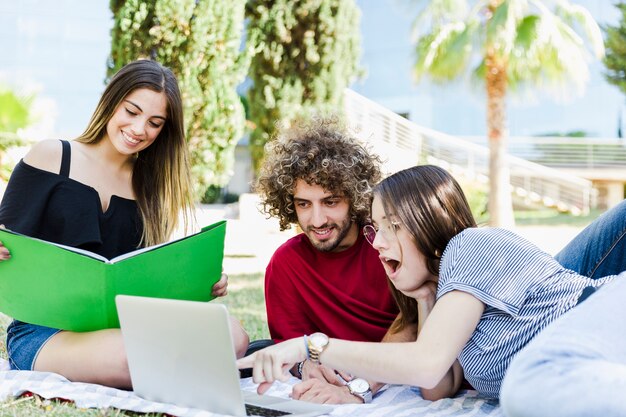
[0,140,142,259]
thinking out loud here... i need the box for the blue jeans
[500,201,626,416]
[6,320,60,370]
[500,272,626,417]
[554,199,626,278]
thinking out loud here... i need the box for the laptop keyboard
[245,403,292,416]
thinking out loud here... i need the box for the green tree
[246,0,362,172]
[411,0,604,227]
[604,2,626,96]
[0,88,33,180]
[109,0,249,199]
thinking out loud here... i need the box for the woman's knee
[228,316,249,359]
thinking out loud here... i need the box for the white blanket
[0,359,502,416]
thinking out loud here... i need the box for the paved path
[193,203,296,275]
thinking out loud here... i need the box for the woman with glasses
[238,164,626,405]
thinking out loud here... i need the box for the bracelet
[297,360,305,378]
[303,335,310,359]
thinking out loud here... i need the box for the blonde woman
[0,60,248,388]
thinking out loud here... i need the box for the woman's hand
[0,241,9,261]
[211,272,228,297]
[237,337,308,394]
[403,279,438,304]
[0,225,10,261]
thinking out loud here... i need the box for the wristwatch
[297,360,306,378]
[306,332,329,364]
[347,378,372,403]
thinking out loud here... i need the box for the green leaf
[427,22,474,82]
[514,14,539,51]
[0,90,32,133]
[565,4,604,58]
[486,1,510,43]
[412,0,469,34]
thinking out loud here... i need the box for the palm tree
[411,0,604,227]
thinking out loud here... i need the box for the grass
[216,273,270,341]
[0,272,268,416]
[514,207,603,227]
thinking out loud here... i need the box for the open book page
[51,241,110,262]
[108,222,224,263]
[107,240,169,263]
[1,224,221,264]
[0,228,110,262]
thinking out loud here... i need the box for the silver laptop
[115,295,332,417]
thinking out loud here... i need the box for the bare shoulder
[22,139,64,173]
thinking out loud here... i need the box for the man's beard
[305,218,353,252]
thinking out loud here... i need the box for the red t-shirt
[265,229,399,343]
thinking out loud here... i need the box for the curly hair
[255,118,382,230]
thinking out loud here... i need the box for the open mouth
[381,256,401,275]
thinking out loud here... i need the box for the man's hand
[292,379,363,404]
[300,360,345,384]
[211,272,228,297]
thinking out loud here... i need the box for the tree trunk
[485,47,515,228]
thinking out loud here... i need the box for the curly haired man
[255,118,416,404]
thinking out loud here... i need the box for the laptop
[115,295,332,417]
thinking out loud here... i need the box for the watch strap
[297,360,305,378]
[306,333,329,364]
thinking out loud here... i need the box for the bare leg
[34,318,248,388]
[230,316,250,359]
[33,329,131,389]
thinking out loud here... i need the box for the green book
[0,220,226,332]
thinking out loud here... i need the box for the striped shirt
[437,227,615,398]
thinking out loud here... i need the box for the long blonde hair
[75,60,193,247]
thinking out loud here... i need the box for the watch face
[310,332,329,348]
[349,378,370,394]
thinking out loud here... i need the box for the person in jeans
[0,60,247,388]
[500,205,626,417]
[238,165,626,401]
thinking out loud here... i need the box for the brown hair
[374,165,477,332]
[75,59,193,247]
[255,117,382,230]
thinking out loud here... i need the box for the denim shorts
[6,320,61,370]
